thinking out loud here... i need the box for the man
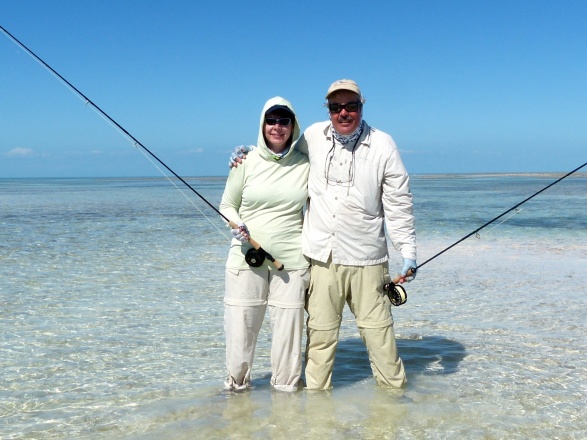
[230,79,417,389]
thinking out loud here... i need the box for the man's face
[328,90,363,135]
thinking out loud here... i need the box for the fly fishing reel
[245,248,265,267]
[384,281,407,307]
[244,247,284,271]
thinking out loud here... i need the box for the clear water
[1,174,586,439]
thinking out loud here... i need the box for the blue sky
[1,0,586,178]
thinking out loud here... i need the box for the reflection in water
[334,335,467,386]
[4,177,585,439]
[128,336,467,439]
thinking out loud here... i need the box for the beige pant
[224,267,310,391]
[305,258,406,389]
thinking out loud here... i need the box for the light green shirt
[219,97,310,270]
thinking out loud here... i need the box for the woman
[219,96,310,391]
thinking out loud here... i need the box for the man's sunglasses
[328,102,362,113]
[265,117,292,126]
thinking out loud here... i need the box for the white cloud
[5,147,35,158]
[180,148,204,154]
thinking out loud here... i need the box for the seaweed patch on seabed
[332,335,467,386]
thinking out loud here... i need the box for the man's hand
[228,145,255,168]
[398,258,417,283]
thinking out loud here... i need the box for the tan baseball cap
[325,79,363,100]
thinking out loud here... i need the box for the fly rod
[415,162,587,271]
[384,163,587,306]
[1,25,284,271]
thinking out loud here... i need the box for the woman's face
[264,112,293,152]
[328,90,363,135]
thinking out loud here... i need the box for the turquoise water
[1,174,586,439]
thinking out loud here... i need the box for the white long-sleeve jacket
[296,120,416,265]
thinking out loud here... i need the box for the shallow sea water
[1,175,586,439]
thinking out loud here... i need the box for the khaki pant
[305,258,406,389]
[224,267,310,391]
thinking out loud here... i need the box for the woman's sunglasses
[265,117,292,126]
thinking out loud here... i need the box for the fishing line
[385,164,586,305]
[4,26,583,275]
[476,208,523,238]
[1,25,284,270]
[134,145,230,240]
[417,162,587,270]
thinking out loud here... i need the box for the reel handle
[229,221,285,271]
[392,267,416,284]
